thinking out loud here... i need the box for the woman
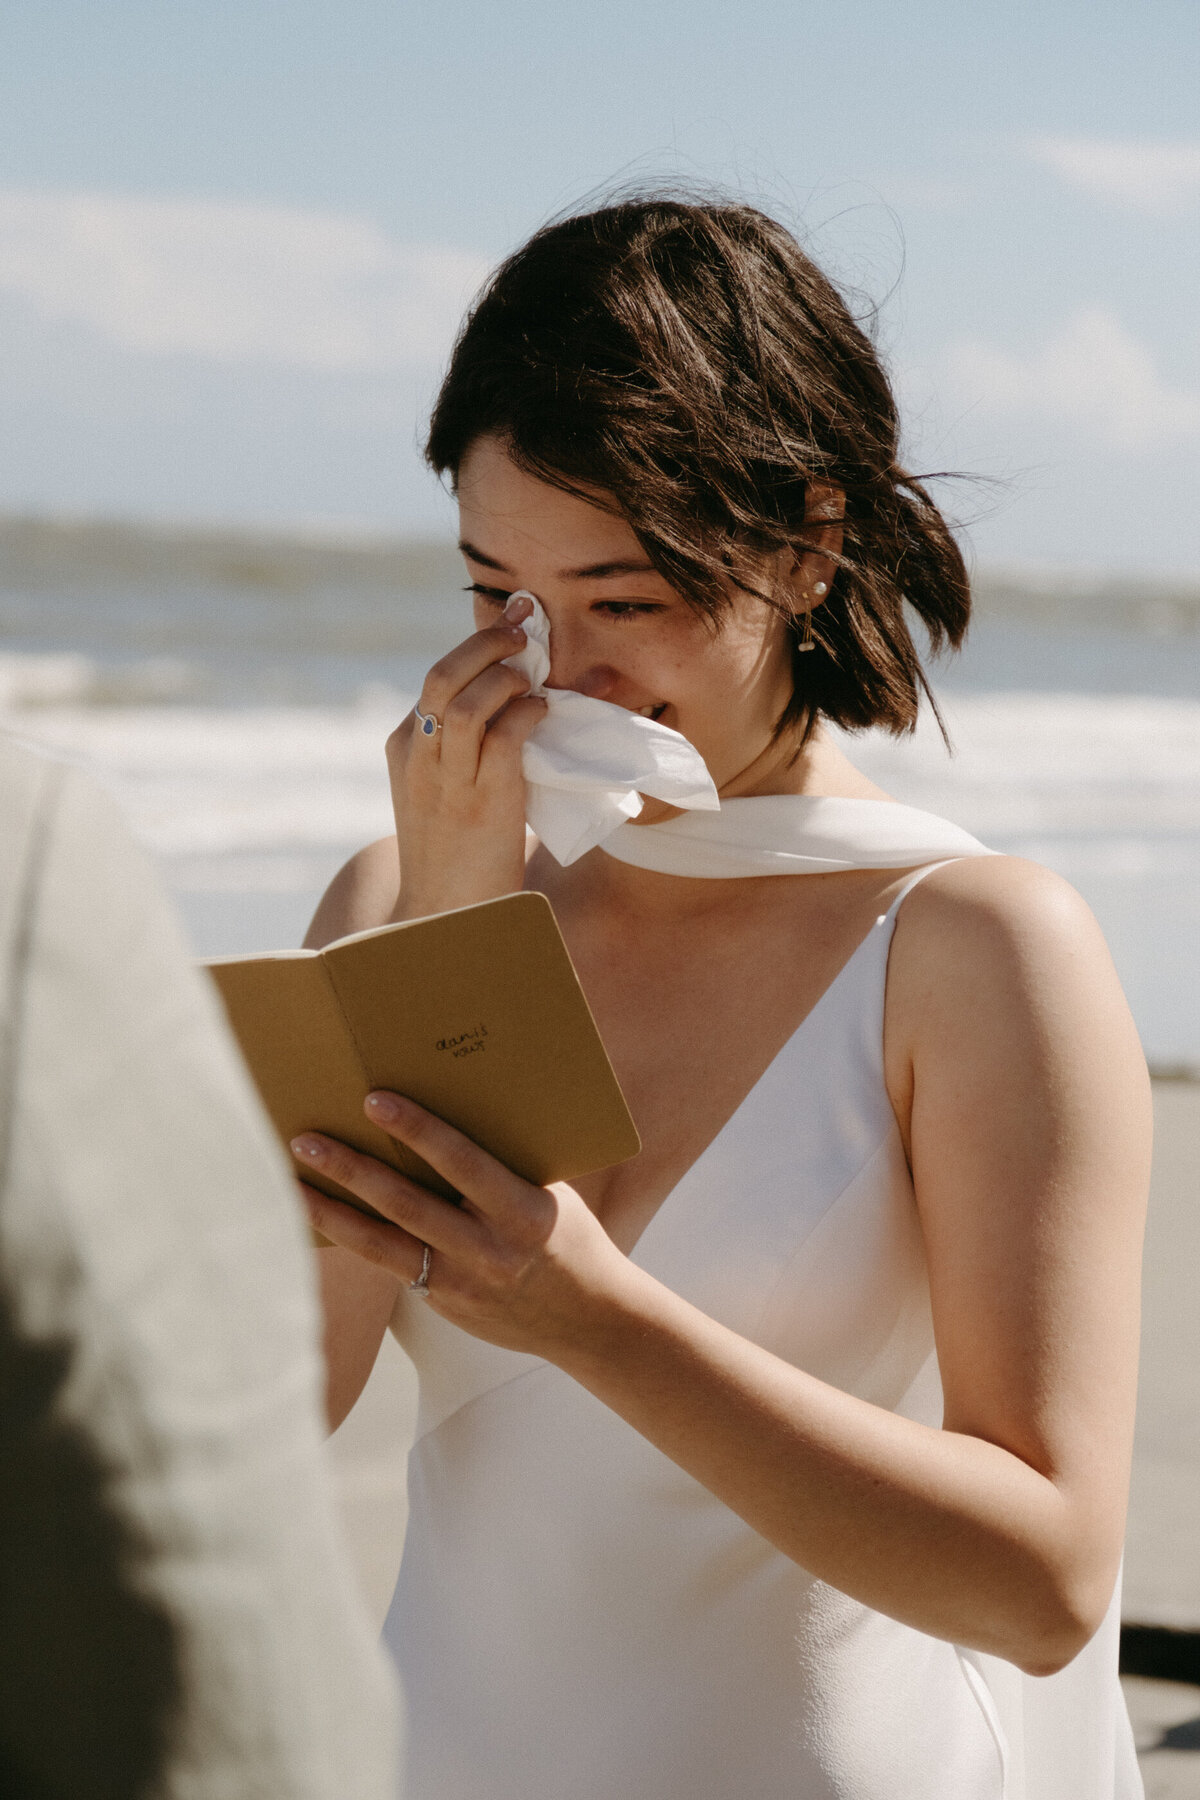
[293,199,1150,1799]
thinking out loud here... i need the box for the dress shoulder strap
[881,858,965,925]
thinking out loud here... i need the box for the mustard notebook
[205,891,640,1214]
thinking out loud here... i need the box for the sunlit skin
[298,433,1151,1677]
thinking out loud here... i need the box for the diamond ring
[409,1242,432,1297]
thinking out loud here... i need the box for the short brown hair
[427,196,970,738]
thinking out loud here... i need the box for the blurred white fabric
[0,735,397,1798]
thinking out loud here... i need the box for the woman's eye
[464,586,661,621]
[595,601,662,620]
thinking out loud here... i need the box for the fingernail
[365,1092,402,1122]
[291,1135,325,1160]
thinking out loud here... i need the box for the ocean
[3,517,1198,1069]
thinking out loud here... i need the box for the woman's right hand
[387,593,546,920]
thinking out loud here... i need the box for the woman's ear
[789,479,845,613]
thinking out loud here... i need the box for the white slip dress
[383,797,1142,1800]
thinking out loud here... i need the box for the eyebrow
[459,540,659,581]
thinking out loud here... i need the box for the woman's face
[455,434,798,798]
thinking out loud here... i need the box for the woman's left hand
[292,1091,630,1357]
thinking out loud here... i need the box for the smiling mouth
[637,703,668,720]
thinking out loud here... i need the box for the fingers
[384,597,542,917]
[419,620,528,726]
[290,1133,472,1255]
[438,662,538,779]
[499,590,534,625]
[480,692,550,766]
[298,1179,429,1283]
[364,1092,550,1235]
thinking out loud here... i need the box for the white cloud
[944,308,1200,450]
[1026,135,1200,214]
[0,188,492,371]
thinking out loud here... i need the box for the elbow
[1016,1635,1091,1680]
[1010,1566,1115,1678]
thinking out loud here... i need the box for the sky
[0,1,1197,570]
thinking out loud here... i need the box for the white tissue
[503,592,720,866]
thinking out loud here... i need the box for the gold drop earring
[798,582,827,653]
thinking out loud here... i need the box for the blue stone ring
[414,704,442,738]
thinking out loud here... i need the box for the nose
[547,661,621,701]
[541,616,621,701]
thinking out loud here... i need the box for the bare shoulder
[884,854,1149,1133]
[303,835,400,949]
[890,853,1111,989]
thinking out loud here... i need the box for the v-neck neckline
[616,908,889,1265]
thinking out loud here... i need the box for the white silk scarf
[600,794,994,877]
